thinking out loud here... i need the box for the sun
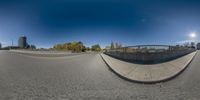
[189,32,196,38]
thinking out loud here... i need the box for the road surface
[0,50,200,100]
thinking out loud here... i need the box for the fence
[105,45,196,64]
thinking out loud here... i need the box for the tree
[86,47,90,51]
[53,41,86,52]
[53,44,65,50]
[110,42,122,49]
[183,42,190,47]
[110,42,114,49]
[70,41,84,52]
[118,43,122,48]
[30,45,36,49]
[115,43,118,49]
[115,42,122,49]
[191,42,195,48]
[91,44,101,51]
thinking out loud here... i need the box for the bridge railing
[105,45,196,64]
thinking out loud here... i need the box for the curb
[100,51,197,84]
[9,51,86,57]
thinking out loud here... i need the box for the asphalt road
[0,50,200,100]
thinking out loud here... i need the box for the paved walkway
[101,51,197,83]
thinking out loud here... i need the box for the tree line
[53,41,101,52]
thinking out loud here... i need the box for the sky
[0,0,200,48]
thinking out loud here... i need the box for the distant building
[18,36,27,48]
[197,43,200,50]
[0,43,1,49]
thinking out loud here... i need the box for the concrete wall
[105,49,196,64]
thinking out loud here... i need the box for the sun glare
[189,32,196,38]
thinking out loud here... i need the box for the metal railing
[106,45,194,53]
[105,45,196,64]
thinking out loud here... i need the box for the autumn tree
[53,41,86,52]
[91,44,101,52]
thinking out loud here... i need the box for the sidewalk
[101,51,197,83]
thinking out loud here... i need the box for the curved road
[0,50,200,100]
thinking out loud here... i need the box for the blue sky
[0,0,200,48]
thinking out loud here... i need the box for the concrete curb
[9,50,85,57]
[100,51,197,84]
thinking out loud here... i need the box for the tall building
[18,36,27,48]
